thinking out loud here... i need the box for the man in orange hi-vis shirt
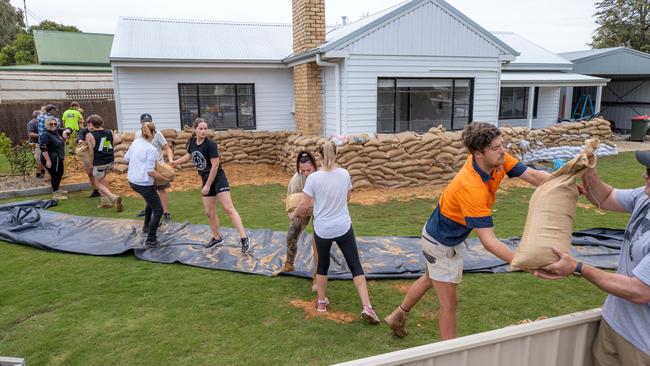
[385,122,551,340]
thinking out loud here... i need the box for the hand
[62,131,69,139]
[78,141,86,148]
[169,161,177,168]
[577,183,588,196]
[535,247,577,279]
[288,212,295,220]
[45,161,51,169]
[201,185,210,196]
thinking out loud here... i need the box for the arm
[201,157,220,196]
[518,168,550,187]
[290,193,314,219]
[86,133,95,164]
[164,143,174,163]
[171,153,190,167]
[581,168,627,212]
[475,227,515,263]
[537,248,650,304]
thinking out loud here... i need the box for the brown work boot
[280,262,295,273]
[384,306,409,337]
[97,196,112,209]
[112,195,123,212]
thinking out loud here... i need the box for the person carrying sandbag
[282,151,318,280]
[124,122,170,248]
[535,150,650,365]
[384,122,551,340]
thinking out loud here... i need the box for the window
[377,78,473,132]
[178,84,256,130]
[499,87,539,119]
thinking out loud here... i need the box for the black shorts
[200,170,230,197]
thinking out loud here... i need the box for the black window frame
[177,83,257,130]
[376,77,474,133]
[498,87,539,120]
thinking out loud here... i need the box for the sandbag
[512,139,599,270]
[285,192,313,216]
[154,161,176,186]
[75,144,91,167]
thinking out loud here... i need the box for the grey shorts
[93,163,113,178]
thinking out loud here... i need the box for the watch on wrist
[573,261,584,277]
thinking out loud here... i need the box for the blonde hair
[318,141,337,171]
[141,122,156,139]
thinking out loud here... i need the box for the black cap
[140,113,152,122]
[45,104,57,112]
[636,150,650,167]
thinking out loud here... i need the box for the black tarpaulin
[0,200,623,279]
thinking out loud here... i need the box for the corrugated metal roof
[493,32,573,70]
[500,72,608,86]
[0,64,111,72]
[33,30,113,66]
[559,47,626,62]
[110,17,293,62]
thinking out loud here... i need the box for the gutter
[316,53,341,136]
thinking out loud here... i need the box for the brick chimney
[292,0,325,135]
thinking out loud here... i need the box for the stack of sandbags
[112,131,134,173]
[168,130,194,169]
[213,129,294,166]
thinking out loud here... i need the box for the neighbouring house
[0,30,114,102]
[560,47,650,131]
[110,0,608,135]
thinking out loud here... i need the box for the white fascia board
[501,79,609,87]
[110,60,288,69]
[285,56,317,68]
[323,50,349,59]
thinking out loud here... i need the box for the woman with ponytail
[290,141,380,324]
[171,118,251,253]
[124,122,168,248]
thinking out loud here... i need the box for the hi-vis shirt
[62,108,83,131]
[90,129,114,166]
[423,153,527,246]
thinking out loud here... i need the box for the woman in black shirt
[171,118,251,253]
[39,116,71,200]
[85,114,122,212]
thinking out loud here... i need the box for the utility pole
[23,0,29,28]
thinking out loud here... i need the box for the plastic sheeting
[0,200,623,279]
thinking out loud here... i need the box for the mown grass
[0,152,642,365]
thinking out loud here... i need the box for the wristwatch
[573,261,584,277]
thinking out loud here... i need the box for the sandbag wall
[108,119,614,190]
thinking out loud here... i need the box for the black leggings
[129,182,163,241]
[45,157,64,192]
[314,226,364,277]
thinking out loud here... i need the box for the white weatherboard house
[110,0,607,135]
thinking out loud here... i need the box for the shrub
[0,133,35,180]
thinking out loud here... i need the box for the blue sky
[11,0,598,53]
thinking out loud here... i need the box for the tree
[591,0,650,53]
[0,20,81,66]
[0,0,25,49]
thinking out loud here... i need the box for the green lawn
[0,152,642,365]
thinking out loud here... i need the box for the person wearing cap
[536,151,650,365]
[134,113,174,221]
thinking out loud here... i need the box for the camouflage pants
[286,216,310,267]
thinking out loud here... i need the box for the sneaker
[52,191,68,200]
[317,297,330,313]
[205,237,224,248]
[114,196,123,212]
[361,305,380,325]
[88,190,100,198]
[59,189,68,195]
[162,212,171,221]
[135,209,146,218]
[384,306,409,337]
[240,237,251,253]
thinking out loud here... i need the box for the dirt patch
[392,283,411,295]
[0,174,49,192]
[576,201,606,214]
[289,299,356,323]
[614,139,650,152]
[515,316,548,325]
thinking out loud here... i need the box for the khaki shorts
[421,236,464,284]
[31,143,41,162]
[593,319,650,366]
[93,163,113,178]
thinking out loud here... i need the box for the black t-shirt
[77,127,90,143]
[187,137,220,175]
[27,120,39,143]
[90,129,114,166]
[39,129,65,162]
